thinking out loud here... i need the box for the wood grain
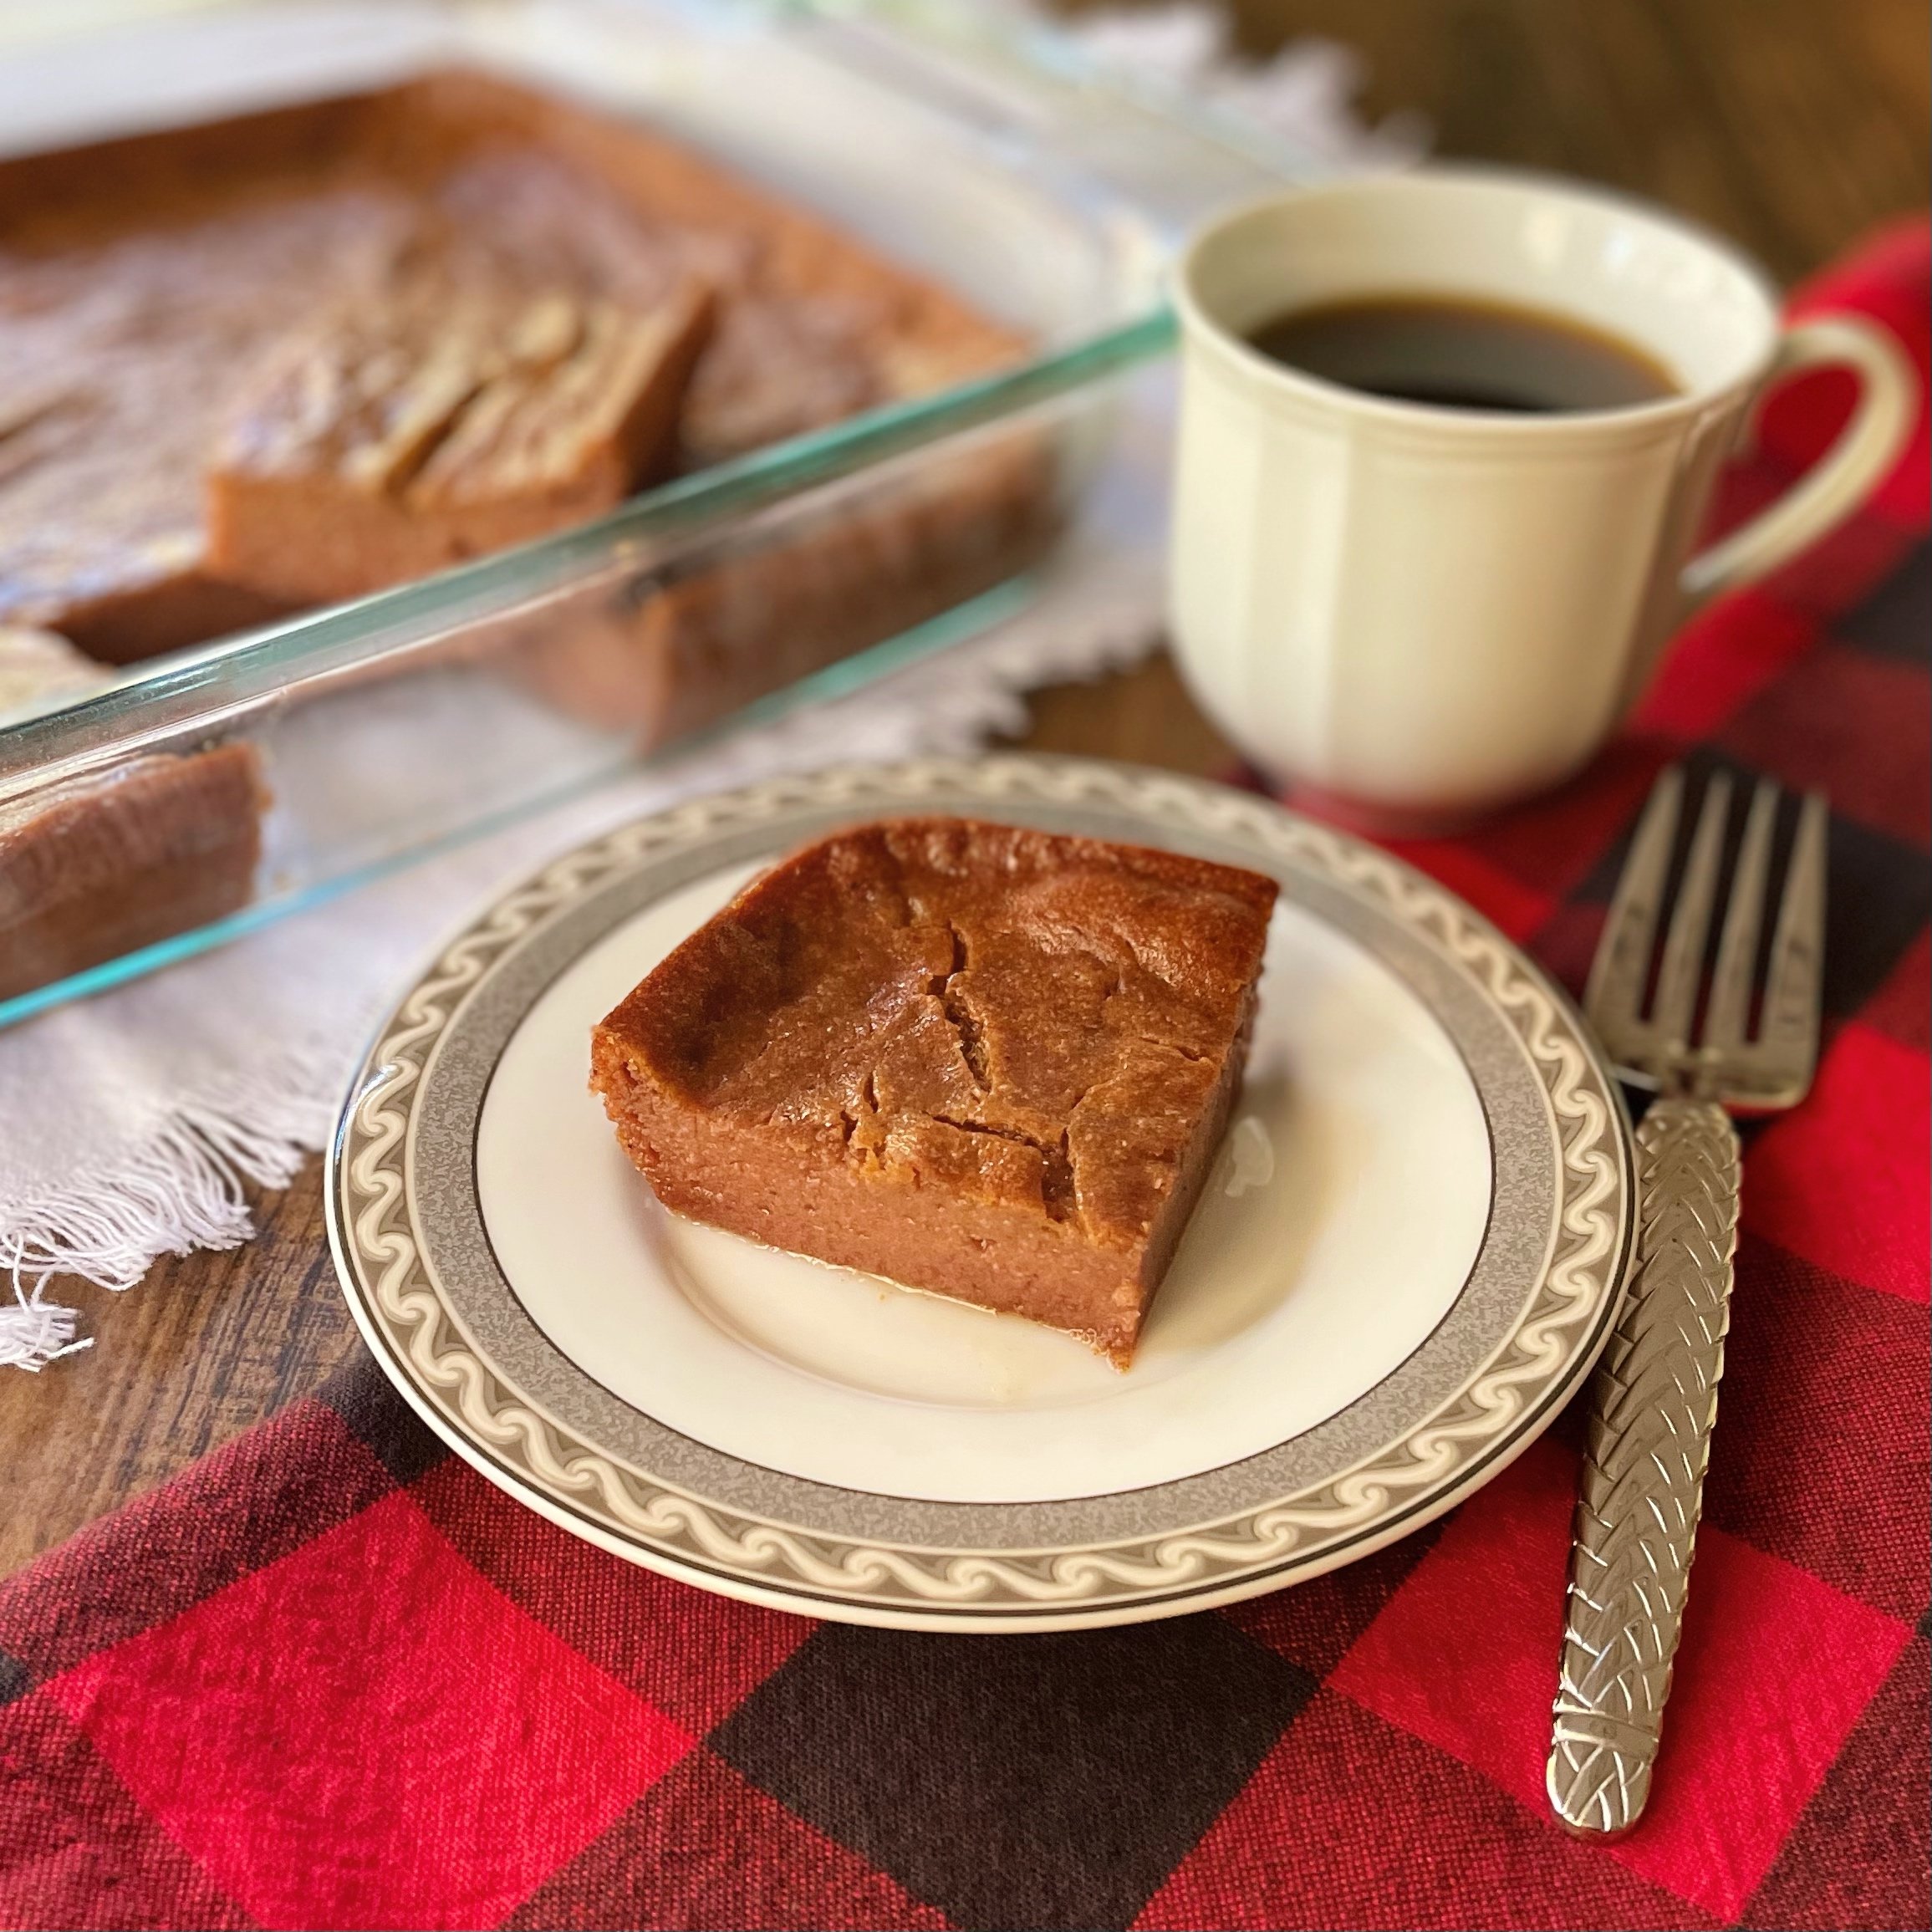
[1091,0,1931,285]
[3,0,1924,1578]
[0,1174,357,1576]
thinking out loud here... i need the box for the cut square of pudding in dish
[205,277,715,606]
[590,817,1277,1365]
[0,625,267,1002]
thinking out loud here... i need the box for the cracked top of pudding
[599,817,1278,1251]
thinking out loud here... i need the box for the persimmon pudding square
[589,817,1277,1364]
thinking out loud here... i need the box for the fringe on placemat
[0,1047,337,1371]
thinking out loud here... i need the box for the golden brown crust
[591,818,1277,1364]
[205,278,715,604]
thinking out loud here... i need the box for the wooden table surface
[6,0,1925,1578]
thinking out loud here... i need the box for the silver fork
[1546,765,1828,1838]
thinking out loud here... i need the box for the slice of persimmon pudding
[589,816,1277,1365]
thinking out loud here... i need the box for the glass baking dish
[0,0,1308,1026]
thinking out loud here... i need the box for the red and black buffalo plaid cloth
[1,222,1926,1932]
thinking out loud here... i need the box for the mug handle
[1680,313,1917,608]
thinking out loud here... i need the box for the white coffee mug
[1170,167,1915,823]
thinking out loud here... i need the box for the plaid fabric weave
[1,224,1925,1932]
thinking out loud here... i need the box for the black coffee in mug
[1245,293,1680,413]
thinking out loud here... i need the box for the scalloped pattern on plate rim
[327,755,1632,1625]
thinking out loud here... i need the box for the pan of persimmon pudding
[328,756,1633,1631]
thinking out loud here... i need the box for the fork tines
[1584,767,1827,1109]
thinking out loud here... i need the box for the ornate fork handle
[1547,1095,1741,1838]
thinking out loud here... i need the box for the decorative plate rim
[326,754,1634,1629]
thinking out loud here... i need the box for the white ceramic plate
[328,757,1634,1629]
